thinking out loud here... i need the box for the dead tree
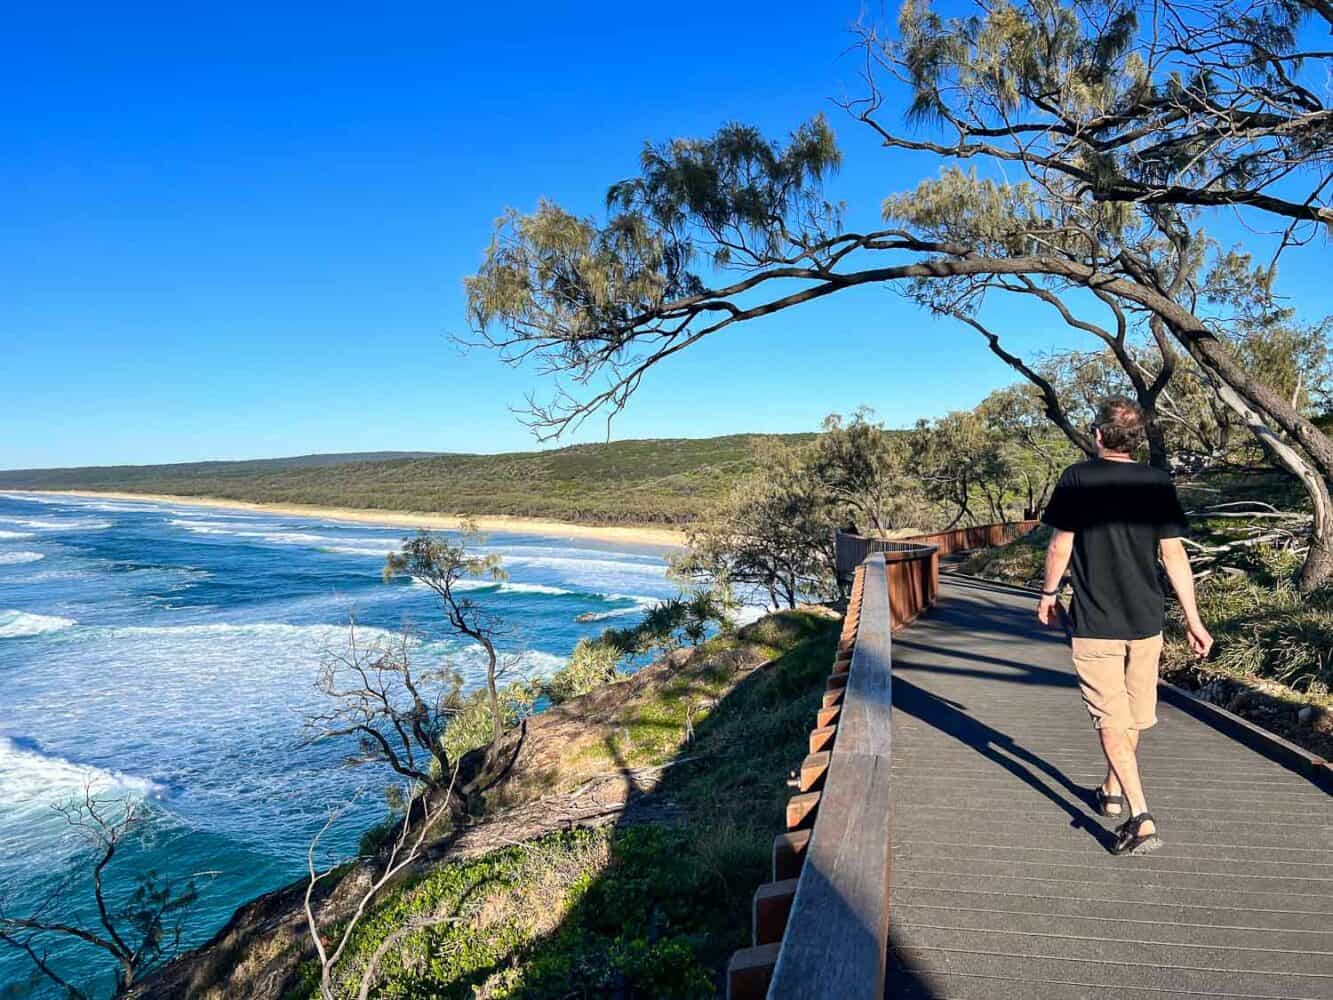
[304,768,460,1000]
[306,622,468,820]
[0,786,203,997]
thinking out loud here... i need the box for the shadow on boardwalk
[892,677,1115,853]
[886,575,1333,1000]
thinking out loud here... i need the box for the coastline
[15,490,687,549]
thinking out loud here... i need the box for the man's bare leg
[1100,726,1155,835]
[1102,729,1140,804]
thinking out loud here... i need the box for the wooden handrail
[724,556,894,999]
[766,552,894,999]
[728,521,1039,998]
[834,519,1039,584]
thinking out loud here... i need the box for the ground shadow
[892,676,1114,851]
[345,611,863,998]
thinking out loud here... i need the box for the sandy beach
[18,491,687,549]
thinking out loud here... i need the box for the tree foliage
[385,528,512,744]
[673,438,839,609]
[466,0,1333,586]
[808,409,919,533]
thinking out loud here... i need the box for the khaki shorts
[1071,634,1163,732]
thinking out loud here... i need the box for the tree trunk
[1302,527,1333,594]
[1145,416,1170,471]
[1154,310,1333,483]
[1209,380,1333,592]
[482,643,502,745]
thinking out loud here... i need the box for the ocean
[0,492,689,997]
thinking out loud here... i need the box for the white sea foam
[574,594,660,621]
[0,551,43,565]
[729,604,772,628]
[0,530,34,540]
[0,609,76,638]
[0,737,167,822]
[320,544,396,558]
[0,516,111,532]
[171,520,400,554]
[503,554,668,578]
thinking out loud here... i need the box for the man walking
[1036,397,1213,856]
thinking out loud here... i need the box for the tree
[672,438,837,608]
[909,409,995,527]
[306,623,467,814]
[0,787,202,997]
[808,409,920,533]
[384,527,512,745]
[975,384,1081,516]
[304,771,460,1000]
[464,2,1333,587]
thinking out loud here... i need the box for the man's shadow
[892,676,1116,851]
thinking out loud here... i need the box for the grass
[287,609,839,998]
[0,434,814,526]
[959,522,1051,585]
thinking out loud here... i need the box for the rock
[1227,690,1261,713]
[1312,708,1333,736]
[1298,706,1316,726]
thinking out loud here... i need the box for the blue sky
[3,2,1329,469]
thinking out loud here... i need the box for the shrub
[1164,544,1333,694]
[441,680,539,762]
[545,637,623,704]
[546,589,737,704]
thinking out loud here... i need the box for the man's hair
[1094,396,1147,453]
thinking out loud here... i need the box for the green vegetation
[678,398,1076,609]
[544,590,733,705]
[959,523,1051,587]
[1163,545,1333,697]
[0,435,813,526]
[291,609,838,998]
[959,472,1333,756]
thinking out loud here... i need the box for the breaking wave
[0,609,76,638]
[0,552,44,566]
[0,516,111,532]
[0,737,168,820]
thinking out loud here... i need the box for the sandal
[1094,786,1125,818]
[1112,812,1162,856]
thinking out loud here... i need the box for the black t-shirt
[1041,458,1188,639]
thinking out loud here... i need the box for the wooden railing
[726,520,1040,998]
[726,555,893,999]
[900,518,1040,556]
[835,519,1039,584]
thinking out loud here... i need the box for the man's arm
[1159,537,1213,657]
[1036,529,1074,626]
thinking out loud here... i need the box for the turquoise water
[0,492,684,996]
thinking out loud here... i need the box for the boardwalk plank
[886,576,1333,1000]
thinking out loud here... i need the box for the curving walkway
[886,576,1333,1000]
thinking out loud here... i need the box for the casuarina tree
[466,1,1333,588]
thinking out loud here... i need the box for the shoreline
[11,490,687,549]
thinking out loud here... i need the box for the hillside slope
[0,435,814,525]
[133,609,839,999]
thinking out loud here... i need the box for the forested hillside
[0,435,813,525]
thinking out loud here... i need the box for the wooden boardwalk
[887,575,1333,1000]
